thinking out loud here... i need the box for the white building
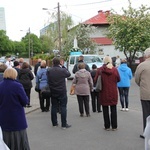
[83,10,126,59]
[0,7,6,31]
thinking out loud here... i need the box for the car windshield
[76,56,102,63]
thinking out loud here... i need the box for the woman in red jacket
[95,56,120,131]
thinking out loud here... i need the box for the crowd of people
[0,47,150,149]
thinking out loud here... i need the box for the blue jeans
[118,87,129,108]
[51,93,67,127]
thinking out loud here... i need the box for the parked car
[67,53,103,79]
[0,56,6,63]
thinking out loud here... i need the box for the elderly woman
[0,68,30,150]
[72,63,93,117]
[95,56,120,131]
[0,63,7,81]
[36,60,50,112]
[18,62,34,107]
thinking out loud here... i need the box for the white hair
[144,48,150,58]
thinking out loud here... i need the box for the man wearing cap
[135,47,150,139]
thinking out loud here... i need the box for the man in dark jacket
[34,58,41,76]
[47,57,71,129]
[72,55,90,74]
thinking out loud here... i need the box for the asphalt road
[26,78,144,150]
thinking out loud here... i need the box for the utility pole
[57,2,61,55]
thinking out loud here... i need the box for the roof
[91,37,112,45]
[83,10,110,25]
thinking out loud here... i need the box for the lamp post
[20,27,31,64]
[57,2,61,54]
[28,27,31,64]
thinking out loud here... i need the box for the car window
[70,56,75,64]
[84,56,102,63]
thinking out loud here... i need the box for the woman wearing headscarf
[95,56,120,131]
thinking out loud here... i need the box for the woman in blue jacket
[0,68,30,150]
[36,60,50,112]
[117,59,133,111]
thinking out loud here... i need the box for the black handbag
[40,85,51,98]
[95,75,102,92]
[35,83,40,92]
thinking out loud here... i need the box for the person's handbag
[40,85,51,98]
[95,75,102,92]
[35,72,44,92]
[70,85,75,95]
[35,83,40,92]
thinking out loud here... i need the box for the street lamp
[20,27,31,64]
[28,27,31,64]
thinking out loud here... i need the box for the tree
[42,11,74,56]
[63,23,97,55]
[40,35,55,54]
[21,33,42,56]
[107,0,150,66]
[40,11,97,58]
[0,30,13,56]
[13,41,26,56]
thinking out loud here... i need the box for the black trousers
[102,105,117,129]
[141,100,150,131]
[77,95,90,115]
[91,91,101,112]
[38,91,50,111]
[24,88,31,105]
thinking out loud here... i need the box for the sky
[1,0,150,41]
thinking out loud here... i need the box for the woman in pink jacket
[72,63,93,117]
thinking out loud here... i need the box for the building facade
[83,10,125,58]
[0,7,6,31]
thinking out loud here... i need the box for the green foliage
[42,11,74,54]
[63,24,97,55]
[32,53,55,61]
[107,0,150,65]
[13,41,26,55]
[0,30,13,55]
[21,33,42,56]
[40,35,54,54]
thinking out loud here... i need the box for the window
[84,56,102,63]
[70,56,75,64]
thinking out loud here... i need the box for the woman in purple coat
[95,56,120,131]
[0,68,30,150]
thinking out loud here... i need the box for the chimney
[98,10,103,14]
[105,10,110,14]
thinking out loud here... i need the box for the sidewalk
[25,85,40,114]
